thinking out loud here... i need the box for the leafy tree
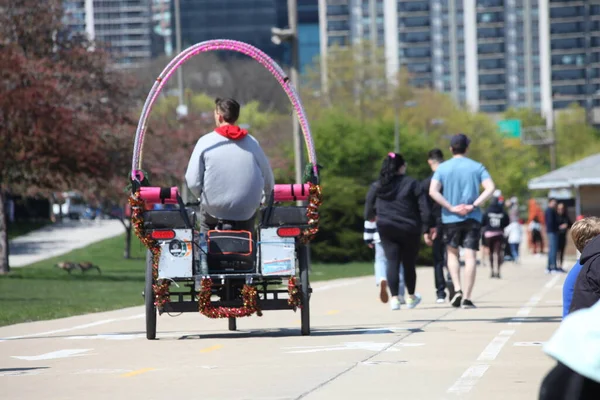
[504,107,546,127]
[554,103,600,167]
[308,107,433,262]
[0,0,135,272]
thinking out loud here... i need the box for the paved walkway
[0,252,569,399]
[8,220,124,267]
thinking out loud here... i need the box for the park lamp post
[271,0,305,195]
[174,0,187,118]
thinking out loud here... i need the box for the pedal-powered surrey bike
[128,40,322,340]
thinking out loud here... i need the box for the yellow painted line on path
[326,310,340,315]
[121,368,155,378]
[200,344,223,353]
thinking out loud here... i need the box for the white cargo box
[157,229,194,279]
[259,228,296,276]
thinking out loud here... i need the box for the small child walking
[364,219,406,304]
[504,219,524,263]
[529,216,544,255]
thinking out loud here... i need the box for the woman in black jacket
[375,153,430,310]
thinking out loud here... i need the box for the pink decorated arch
[131,39,318,182]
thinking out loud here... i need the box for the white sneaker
[436,297,446,304]
[406,294,422,309]
[398,296,406,305]
[390,297,401,310]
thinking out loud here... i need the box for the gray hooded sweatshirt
[185,131,274,221]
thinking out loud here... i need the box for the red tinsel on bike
[287,276,303,310]
[198,277,263,318]
[129,193,171,308]
[301,183,322,243]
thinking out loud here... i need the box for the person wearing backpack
[482,197,510,278]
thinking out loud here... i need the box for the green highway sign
[497,119,522,138]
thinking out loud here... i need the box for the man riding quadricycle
[128,40,322,340]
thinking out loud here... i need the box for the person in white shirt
[504,219,523,263]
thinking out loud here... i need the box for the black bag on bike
[206,230,255,273]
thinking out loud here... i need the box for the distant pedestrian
[504,219,524,263]
[481,190,502,266]
[502,196,516,261]
[545,199,562,273]
[482,197,510,278]
[422,148,454,303]
[556,203,573,270]
[364,181,406,305]
[508,196,520,222]
[376,153,430,310]
[429,133,496,309]
[529,217,544,255]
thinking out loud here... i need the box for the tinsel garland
[300,183,323,243]
[198,277,263,318]
[287,276,303,310]
[128,193,171,308]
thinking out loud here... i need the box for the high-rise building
[398,0,433,89]
[151,0,173,58]
[172,0,289,63]
[168,0,319,72]
[321,0,600,119]
[298,0,321,72]
[547,1,600,124]
[62,0,153,68]
[62,0,95,40]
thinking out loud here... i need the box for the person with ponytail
[375,152,431,310]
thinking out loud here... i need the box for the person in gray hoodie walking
[185,98,274,232]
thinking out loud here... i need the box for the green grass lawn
[0,234,372,327]
[8,220,51,240]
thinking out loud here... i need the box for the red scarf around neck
[215,125,248,140]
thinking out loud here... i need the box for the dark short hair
[215,98,240,123]
[450,133,470,155]
[427,148,444,163]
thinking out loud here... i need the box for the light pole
[317,0,329,103]
[174,0,187,118]
[272,0,304,193]
[174,0,188,204]
[550,109,557,171]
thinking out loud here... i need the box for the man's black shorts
[442,219,482,250]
